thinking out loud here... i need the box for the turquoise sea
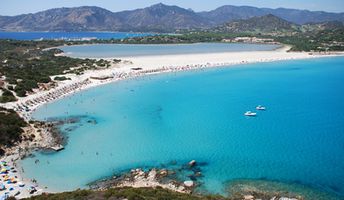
[60,43,280,58]
[21,57,344,199]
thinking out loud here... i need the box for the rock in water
[188,160,196,167]
[183,180,194,187]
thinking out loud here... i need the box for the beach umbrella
[18,182,25,187]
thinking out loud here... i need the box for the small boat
[256,105,266,110]
[244,111,257,117]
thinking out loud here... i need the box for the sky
[1,0,344,16]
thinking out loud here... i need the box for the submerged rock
[194,171,202,177]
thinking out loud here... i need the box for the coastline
[7,45,343,118]
[1,45,344,199]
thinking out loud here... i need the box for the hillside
[113,3,210,32]
[214,14,299,34]
[0,6,122,32]
[0,4,211,32]
[200,5,344,25]
[0,3,344,32]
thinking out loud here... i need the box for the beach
[3,45,341,117]
[1,45,343,199]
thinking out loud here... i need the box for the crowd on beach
[13,79,93,121]
[0,160,41,199]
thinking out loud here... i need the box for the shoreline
[1,46,344,199]
[11,45,343,119]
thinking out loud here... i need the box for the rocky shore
[90,160,204,194]
[88,160,309,200]
[0,119,68,199]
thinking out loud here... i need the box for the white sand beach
[3,46,342,117]
[0,45,343,199]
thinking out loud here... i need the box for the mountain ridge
[214,14,298,34]
[0,3,343,32]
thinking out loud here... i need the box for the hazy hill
[0,6,122,32]
[199,5,344,25]
[214,14,299,34]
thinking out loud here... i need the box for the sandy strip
[4,46,343,116]
[0,46,343,199]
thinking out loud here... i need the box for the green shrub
[0,107,27,148]
[0,89,16,103]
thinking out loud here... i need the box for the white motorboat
[244,111,257,116]
[256,105,266,110]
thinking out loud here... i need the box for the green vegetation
[0,40,112,98]
[25,187,225,200]
[275,28,344,51]
[0,107,27,155]
[23,185,315,200]
[0,88,16,103]
[104,32,254,44]
[114,30,344,52]
[54,76,71,81]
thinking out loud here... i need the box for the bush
[54,76,71,81]
[0,107,27,148]
[0,89,16,103]
[14,87,27,97]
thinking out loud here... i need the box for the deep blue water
[60,43,280,58]
[21,57,344,199]
[0,32,152,40]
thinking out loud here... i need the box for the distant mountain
[214,14,299,34]
[198,5,268,25]
[214,14,344,35]
[113,3,210,32]
[199,5,344,25]
[0,6,122,32]
[0,3,343,32]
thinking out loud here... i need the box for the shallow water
[21,57,344,198]
[60,43,280,58]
